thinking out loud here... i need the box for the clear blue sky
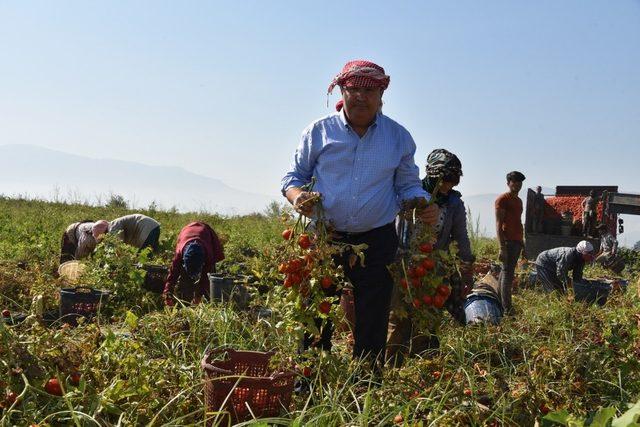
[1,0,639,200]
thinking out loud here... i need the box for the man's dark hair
[506,171,526,183]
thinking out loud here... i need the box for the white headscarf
[576,240,594,255]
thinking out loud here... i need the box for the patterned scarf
[327,60,390,95]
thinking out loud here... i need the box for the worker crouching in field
[60,220,97,263]
[534,241,595,293]
[93,214,161,252]
[163,222,225,306]
[387,149,475,367]
[595,224,624,274]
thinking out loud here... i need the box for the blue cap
[182,241,204,280]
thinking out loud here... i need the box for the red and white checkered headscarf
[327,60,390,95]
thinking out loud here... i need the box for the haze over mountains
[1,145,638,246]
[0,144,276,215]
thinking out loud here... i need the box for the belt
[334,222,394,239]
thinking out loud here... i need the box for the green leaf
[590,407,616,427]
[125,310,139,330]
[544,410,571,425]
[612,400,640,427]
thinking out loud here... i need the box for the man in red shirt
[163,222,225,305]
[495,171,526,314]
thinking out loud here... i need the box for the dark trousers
[535,264,565,293]
[141,226,161,253]
[304,223,398,362]
[499,240,522,313]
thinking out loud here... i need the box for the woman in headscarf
[163,222,225,305]
[92,214,161,252]
[387,149,475,366]
[60,220,97,263]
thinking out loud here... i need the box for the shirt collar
[339,109,381,132]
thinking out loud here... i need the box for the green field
[1,196,639,426]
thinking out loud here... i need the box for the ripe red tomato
[282,229,293,240]
[290,273,302,285]
[434,295,446,308]
[318,301,331,314]
[70,372,81,386]
[408,267,417,278]
[298,234,311,249]
[1,309,9,317]
[283,276,294,288]
[399,278,409,289]
[412,298,421,309]
[463,388,472,396]
[422,258,436,270]
[419,243,433,253]
[411,277,422,288]
[45,378,63,396]
[539,403,550,415]
[437,285,451,297]
[320,276,332,289]
[414,266,426,277]
[5,391,17,405]
[422,295,433,306]
[432,370,442,379]
[302,366,312,377]
[288,259,303,272]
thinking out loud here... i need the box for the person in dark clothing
[163,222,225,305]
[495,171,526,314]
[582,190,598,237]
[387,149,475,366]
[535,241,595,292]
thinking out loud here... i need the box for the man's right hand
[287,189,321,217]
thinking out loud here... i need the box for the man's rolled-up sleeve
[394,132,429,203]
[281,127,316,196]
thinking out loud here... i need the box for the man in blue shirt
[281,60,438,367]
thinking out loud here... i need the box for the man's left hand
[416,203,440,226]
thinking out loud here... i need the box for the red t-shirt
[495,192,523,242]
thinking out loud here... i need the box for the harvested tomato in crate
[201,349,295,425]
[59,286,110,326]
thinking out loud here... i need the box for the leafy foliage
[1,197,639,426]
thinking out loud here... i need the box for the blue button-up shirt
[281,111,429,233]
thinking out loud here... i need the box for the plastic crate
[201,348,294,425]
[573,280,611,306]
[59,287,109,325]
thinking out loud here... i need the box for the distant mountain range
[1,144,638,246]
[0,144,276,215]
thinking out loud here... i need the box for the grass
[1,197,639,426]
